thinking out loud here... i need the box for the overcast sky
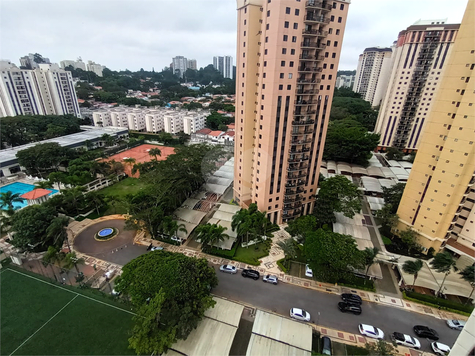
[0,0,467,72]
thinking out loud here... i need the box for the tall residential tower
[234,0,349,224]
[396,0,475,261]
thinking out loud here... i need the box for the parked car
[305,264,313,277]
[219,265,237,274]
[446,319,466,331]
[170,236,182,244]
[391,332,421,349]
[242,269,260,280]
[358,324,384,339]
[413,325,439,340]
[431,342,451,356]
[338,302,362,315]
[151,246,163,251]
[341,293,362,305]
[111,288,121,296]
[263,275,278,285]
[321,336,332,356]
[290,308,311,322]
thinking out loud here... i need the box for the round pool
[95,227,118,241]
[98,228,114,237]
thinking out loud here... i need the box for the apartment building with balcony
[353,46,394,107]
[396,0,474,262]
[374,20,460,152]
[234,0,350,224]
[0,61,80,118]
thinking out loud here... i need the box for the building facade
[335,73,355,88]
[213,56,234,79]
[234,0,350,224]
[187,59,197,70]
[353,46,393,106]
[0,61,81,118]
[374,20,460,152]
[19,53,50,69]
[396,0,475,262]
[87,61,105,76]
[60,58,87,71]
[172,56,188,78]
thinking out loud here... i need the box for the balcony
[290,138,312,145]
[296,89,318,95]
[304,15,330,24]
[298,66,319,73]
[295,100,316,106]
[292,119,315,125]
[302,29,328,37]
[305,1,332,10]
[287,165,308,172]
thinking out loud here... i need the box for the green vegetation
[339,278,376,292]
[276,258,289,273]
[382,236,392,245]
[430,252,458,296]
[365,340,397,356]
[231,203,278,245]
[403,291,473,315]
[100,178,146,199]
[1,268,135,355]
[206,112,234,130]
[233,239,272,266]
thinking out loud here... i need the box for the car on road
[446,319,466,331]
[305,264,313,277]
[242,269,260,280]
[321,336,332,355]
[220,265,237,274]
[413,325,439,340]
[290,308,311,322]
[358,324,384,339]
[341,293,362,305]
[338,302,362,315]
[262,275,278,285]
[391,332,421,349]
[151,246,164,251]
[431,342,451,356]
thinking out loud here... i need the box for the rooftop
[21,189,52,200]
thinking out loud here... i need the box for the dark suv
[413,325,439,340]
[341,293,362,305]
[338,302,362,315]
[242,269,260,280]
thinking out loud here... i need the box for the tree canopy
[16,142,75,176]
[115,252,218,355]
[206,112,233,130]
[382,183,406,214]
[285,215,318,243]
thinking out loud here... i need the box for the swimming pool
[0,182,59,210]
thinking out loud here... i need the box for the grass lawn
[0,268,135,355]
[234,240,271,265]
[100,177,148,198]
[382,235,392,245]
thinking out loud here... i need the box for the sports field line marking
[9,294,79,356]
[5,268,136,316]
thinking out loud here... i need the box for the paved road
[213,270,461,352]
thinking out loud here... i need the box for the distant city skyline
[0,0,467,72]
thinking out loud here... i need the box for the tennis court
[0,268,135,355]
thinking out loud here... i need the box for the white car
[391,332,421,349]
[219,265,237,274]
[151,246,164,251]
[170,236,182,244]
[263,275,278,285]
[446,319,466,331]
[431,342,451,356]
[290,308,311,322]
[305,264,313,277]
[358,324,384,339]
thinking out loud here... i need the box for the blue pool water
[98,228,113,237]
[0,182,58,210]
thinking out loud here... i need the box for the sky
[0,0,468,72]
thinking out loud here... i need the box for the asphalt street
[212,270,461,352]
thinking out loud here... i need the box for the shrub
[382,236,392,245]
[403,291,474,315]
[203,242,238,259]
[276,258,288,273]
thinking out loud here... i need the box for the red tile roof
[209,130,224,137]
[21,189,52,200]
[196,128,212,134]
[77,99,85,103]
[225,131,235,137]
[227,123,235,129]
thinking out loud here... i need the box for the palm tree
[62,186,86,215]
[402,259,424,287]
[86,191,105,216]
[231,208,252,245]
[48,171,68,192]
[0,191,25,210]
[430,252,457,297]
[62,251,85,274]
[195,223,229,248]
[148,147,162,160]
[362,247,379,279]
[0,207,16,237]
[459,265,475,304]
[43,246,64,265]
[34,180,54,190]
[46,216,71,250]
[277,238,297,268]
[101,133,115,147]
[159,216,187,239]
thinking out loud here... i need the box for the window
[266,23,269,30]
[292,36,297,42]
[264,49,267,54]
[324,52,329,58]
[287,85,291,90]
[338,17,342,23]
[265,36,268,42]
[280,73,284,79]
[283,35,288,41]
[263,61,267,66]
[329,28,333,34]
[332,53,336,58]
[243,52,246,58]
[284,21,289,28]
[288,73,292,79]
[243,42,246,47]
[285,7,290,14]
[281,61,285,66]
[290,49,295,55]
[267,10,270,16]
[330,15,335,21]
[279,84,283,90]
[340,3,344,10]
[293,23,298,29]
[289,61,294,67]
[295,9,299,15]
[263,73,266,78]
[329,75,332,79]
[244,19,246,25]
[334,41,338,47]
[244,31,246,36]
[244,7,246,13]
[282,48,287,54]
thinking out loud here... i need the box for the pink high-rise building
[234,0,350,224]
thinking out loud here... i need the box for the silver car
[263,275,278,285]
[290,308,311,322]
[431,342,451,356]
[446,319,466,331]
[219,264,237,274]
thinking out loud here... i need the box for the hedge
[403,291,473,315]
[277,258,289,273]
[203,242,238,259]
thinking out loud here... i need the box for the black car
[338,302,362,315]
[413,325,439,340]
[341,293,362,305]
[241,269,260,280]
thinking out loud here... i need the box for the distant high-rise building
[0,61,81,118]
[19,53,50,69]
[335,73,355,89]
[353,46,394,106]
[172,56,188,78]
[396,1,474,260]
[234,0,350,224]
[374,20,460,152]
[87,61,106,77]
[213,56,233,79]
[187,59,197,70]
[60,57,87,71]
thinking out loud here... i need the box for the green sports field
[0,268,136,355]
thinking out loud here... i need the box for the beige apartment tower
[374,20,460,152]
[234,0,349,224]
[396,0,475,261]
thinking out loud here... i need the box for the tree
[375,205,399,237]
[0,191,25,210]
[277,238,297,269]
[62,251,85,273]
[323,119,380,165]
[101,133,116,147]
[16,142,71,176]
[365,340,397,356]
[48,171,68,192]
[362,247,379,279]
[43,246,64,265]
[385,147,405,161]
[206,112,231,130]
[148,147,162,160]
[46,216,71,250]
[231,203,273,246]
[195,223,229,248]
[285,215,318,243]
[313,175,362,226]
[115,252,218,355]
[303,229,363,283]
[430,252,457,296]
[382,183,406,214]
[459,265,475,304]
[34,180,54,190]
[159,216,187,238]
[9,205,57,251]
[86,191,105,216]
[399,228,419,254]
[402,259,424,286]
[123,158,136,175]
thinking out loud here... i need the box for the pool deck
[0,177,61,210]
